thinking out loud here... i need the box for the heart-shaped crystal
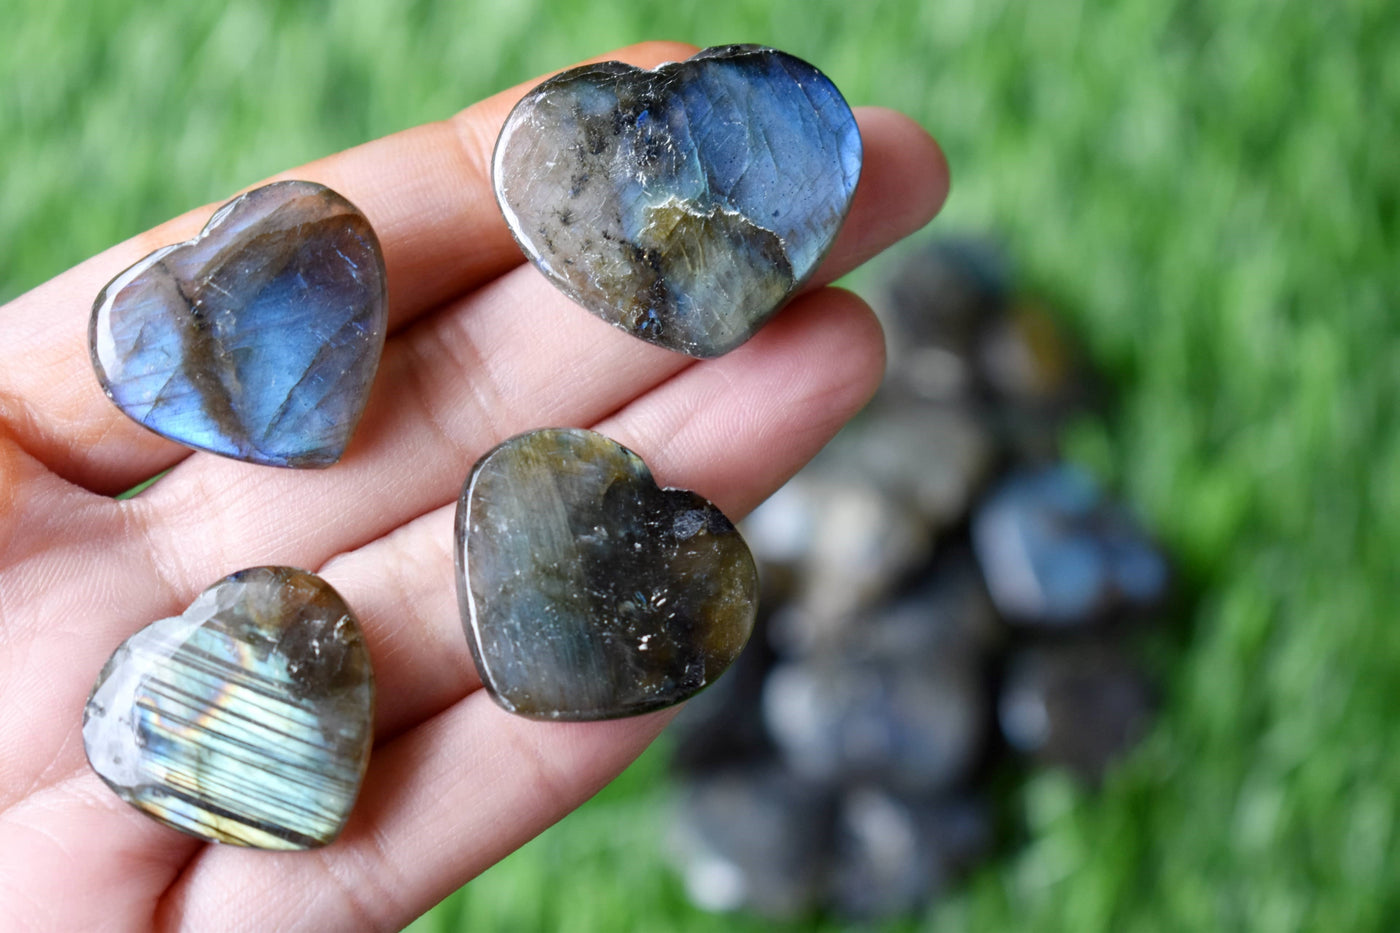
[455,428,759,720]
[83,567,375,850]
[493,45,862,358]
[90,180,388,467]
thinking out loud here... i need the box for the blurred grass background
[4,0,1396,929]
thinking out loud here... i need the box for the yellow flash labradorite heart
[83,568,374,849]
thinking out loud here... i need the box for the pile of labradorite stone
[665,238,1173,922]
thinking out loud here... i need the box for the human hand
[0,41,948,930]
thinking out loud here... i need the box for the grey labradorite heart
[90,180,388,468]
[493,45,862,358]
[455,428,759,720]
[83,567,374,850]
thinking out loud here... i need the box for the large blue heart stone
[456,428,759,720]
[90,181,388,467]
[83,567,375,849]
[493,45,862,358]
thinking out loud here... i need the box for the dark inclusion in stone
[83,567,375,850]
[456,428,759,720]
[90,180,388,467]
[493,45,862,358]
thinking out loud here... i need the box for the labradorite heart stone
[493,45,862,358]
[90,180,387,467]
[455,428,759,720]
[83,567,374,850]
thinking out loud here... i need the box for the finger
[0,41,697,494]
[0,425,135,806]
[0,282,880,816]
[0,40,702,807]
[130,108,943,595]
[160,287,885,925]
[812,107,948,290]
[0,103,937,804]
[1,287,882,930]
[317,287,883,742]
[0,773,198,930]
[2,93,940,499]
[158,696,674,931]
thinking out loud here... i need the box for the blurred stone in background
[669,766,834,921]
[829,788,991,920]
[822,404,998,536]
[665,236,1174,920]
[999,642,1156,782]
[762,653,986,792]
[973,465,1170,627]
[881,238,1009,403]
[746,474,932,640]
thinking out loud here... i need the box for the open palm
[0,42,947,930]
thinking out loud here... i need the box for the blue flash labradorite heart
[90,180,388,467]
[455,428,759,720]
[83,567,375,850]
[493,45,862,358]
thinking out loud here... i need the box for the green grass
[6,0,1398,929]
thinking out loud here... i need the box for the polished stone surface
[493,45,862,358]
[667,611,777,773]
[83,568,374,849]
[91,180,387,467]
[456,428,759,720]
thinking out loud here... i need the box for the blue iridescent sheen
[90,181,387,468]
[972,466,1170,626]
[493,45,862,358]
[83,567,374,850]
